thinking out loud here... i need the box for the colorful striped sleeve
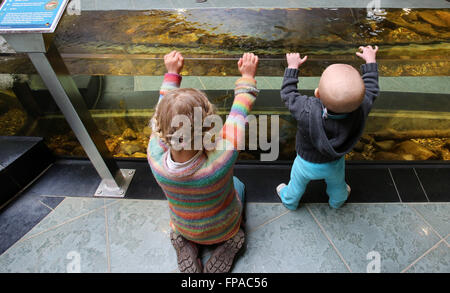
[222,77,259,149]
[159,73,182,100]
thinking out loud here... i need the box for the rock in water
[72,146,86,157]
[143,126,152,137]
[122,128,137,140]
[119,141,144,155]
[0,99,8,115]
[418,11,450,28]
[374,140,396,151]
[353,141,364,152]
[440,149,450,160]
[61,141,80,151]
[351,152,366,160]
[374,151,403,160]
[105,137,119,153]
[360,134,375,144]
[393,140,438,160]
[401,154,415,161]
[443,139,450,150]
[53,148,68,156]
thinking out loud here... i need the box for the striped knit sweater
[147,73,258,245]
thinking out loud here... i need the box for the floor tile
[0,136,40,167]
[0,170,21,207]
[410,203,450,237]
[415,168,450,202]
[39,195,65,209]
[0,191,52,255]
[345,168,400,202]
[117,160,165,199]
[244,203,289,231]
[232,207,349,272]
[234,164,291,202]
[26,161,101,197]
[0,209,108,273]
[106,200,177,272]
[308,204,441,273]
[390,168,428,202]
[0,137,54,192]
[197,203,289,263]
[24,197,108,237]
[406,242,450,273]
[298,180,329,203]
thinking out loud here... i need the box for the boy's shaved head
[317,64,365,113]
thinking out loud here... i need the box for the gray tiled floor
[106,200,177,273]
[233,207,350,273]
[307,204,444,273]
[0,198,448,273]
[409,203,450,238]
[406,241,449,273]
[0,207,108,273]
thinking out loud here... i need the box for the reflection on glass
[0,8,449,161]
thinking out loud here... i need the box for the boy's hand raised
[356,45,378,64]
[238,53,259,79]
[164,50,184,74]
[286,53,307,69]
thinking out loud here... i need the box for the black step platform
[23,158,450,203]
[0,136,55,208]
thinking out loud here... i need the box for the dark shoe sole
[203,229,245,273]
[170,231,202,273]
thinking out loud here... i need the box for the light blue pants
[279,155,348,209]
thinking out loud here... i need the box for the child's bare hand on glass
[356,45,378,64]
[238,53,259,79]
[164,50,184,74]
[286,53,308,69]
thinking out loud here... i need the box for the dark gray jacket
[281,63,379,163]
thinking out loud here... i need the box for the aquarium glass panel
[0,7,449,161]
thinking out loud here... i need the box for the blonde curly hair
[152,88,217,150]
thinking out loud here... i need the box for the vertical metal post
[3,33,134,197]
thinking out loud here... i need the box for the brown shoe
[170,231,202,273]
[203,228,245,273]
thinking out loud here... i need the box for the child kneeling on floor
[276,46,380,210]
[147,50,259,273]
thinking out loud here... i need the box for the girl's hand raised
[238,53,259,79]
[164,51,184,74]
